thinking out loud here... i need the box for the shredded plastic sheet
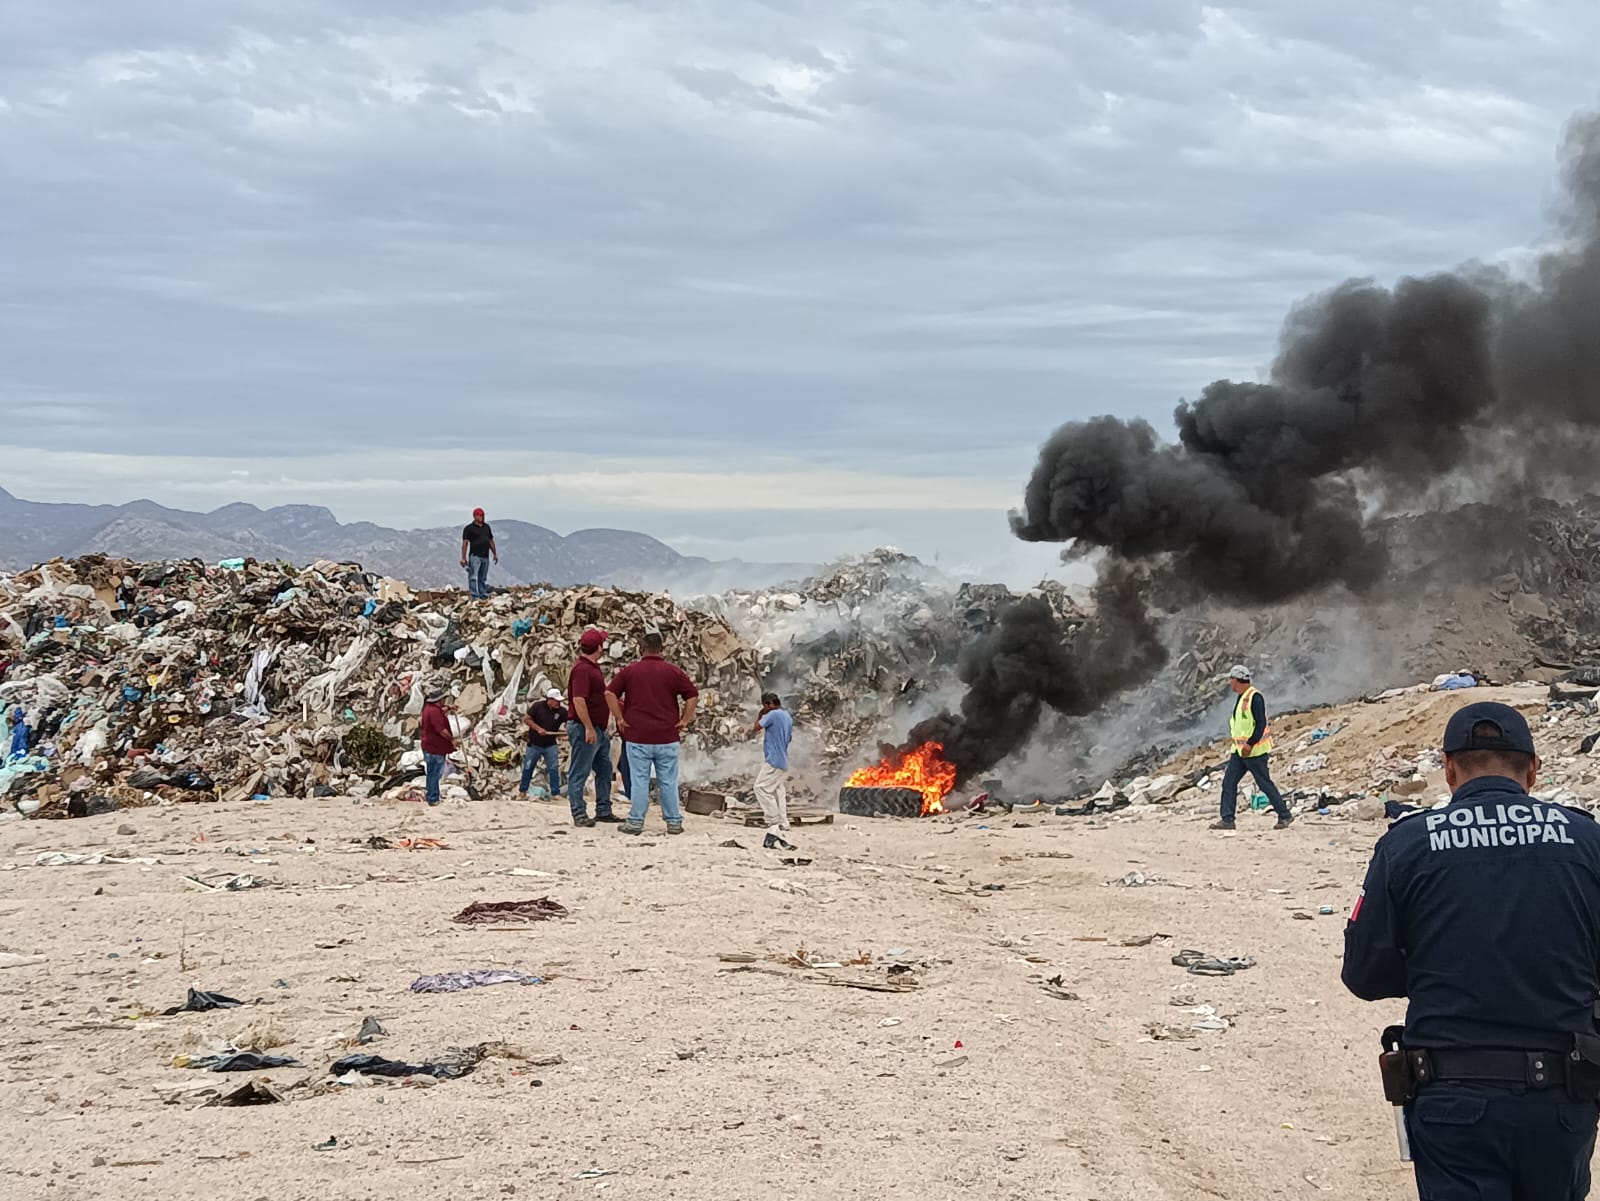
[299,635,376,714]
[238,645,280,719]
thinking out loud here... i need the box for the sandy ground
[0,785,1425,1201]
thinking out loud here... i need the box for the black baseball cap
[1441,702,1536,755]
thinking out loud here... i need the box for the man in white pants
[752,692,796,851]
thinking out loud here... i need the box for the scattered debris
[1143,1022,1196,1042]
[1113,871,1163,887]
[1171,950,1256,977]
[163,988,244,1015]
[182,873,270,892]
[209,1079,285,1107]
[176,1049,301,1072]
[1039,975,1081,1001]
[331,1052,477,1080]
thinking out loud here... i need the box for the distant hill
[0,487,810,591]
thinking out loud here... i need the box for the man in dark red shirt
[606,631,698,835]
[418,685,456,808]
[564,628,619,827]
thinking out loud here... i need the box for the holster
[1569,1032,1600,1102]
[1379,1025,1416,1105]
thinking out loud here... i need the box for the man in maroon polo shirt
[606,631,698,835]
[564,628,620,827]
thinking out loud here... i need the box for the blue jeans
[424,752,447,806]
[566,722,614,820]
[1219,753,1289,822]
[626,741,682,825]
[466,555,490,598]
[519,743,560,794]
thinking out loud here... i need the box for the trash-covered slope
[0,555,762,815]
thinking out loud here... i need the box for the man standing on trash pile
[566,629,619,827]
[751,692,796,851]
[1342,701,1600,1201]
[606,631,698,836]
[1211,665,1293,831]
[419,687,455,808]
[460,508,498,600]
[518,687,566,799]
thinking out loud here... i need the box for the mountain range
[0,487,809,592]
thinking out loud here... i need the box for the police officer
[1343,701,1600,1200]
[1210,664,1294,831]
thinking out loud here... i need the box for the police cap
[1441,701,1536,755]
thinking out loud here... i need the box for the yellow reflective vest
[1229,686,1272,757]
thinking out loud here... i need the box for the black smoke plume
[908,565,1166,775]
[905,111,1600,782]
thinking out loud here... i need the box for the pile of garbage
[700,550,1088,769]
[0,555,761,817]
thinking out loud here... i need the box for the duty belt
[1409,1048,1568,1090]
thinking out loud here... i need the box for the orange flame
[845,741,957,815]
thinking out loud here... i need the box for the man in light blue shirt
[752,692,796,850]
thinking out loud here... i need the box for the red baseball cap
[472,507,485,518]
[578,629,607,652]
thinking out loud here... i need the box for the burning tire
[838,786,925,819]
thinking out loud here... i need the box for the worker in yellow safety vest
[1211,664,1295,832]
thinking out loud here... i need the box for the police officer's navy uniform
[1343,702,1600,1200]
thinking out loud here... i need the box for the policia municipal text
[1343,701,1600,1200]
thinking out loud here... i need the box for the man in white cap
[1212,664,1294,831]
[517,686,567,798]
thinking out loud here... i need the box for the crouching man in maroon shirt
[606,632,698,835]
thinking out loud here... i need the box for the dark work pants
[1407,1084,1596,1200]
[1218,753,1290,822]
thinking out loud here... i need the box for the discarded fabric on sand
[164,988,245,1015]
[331,1053,475,1080]
[409,969,545,993]
[451,898,569,925]
[183,1050,301,1072]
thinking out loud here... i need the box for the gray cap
[1228,664,1252,681]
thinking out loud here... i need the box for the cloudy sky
[1,2,1596,577]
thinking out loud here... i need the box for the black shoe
[593,814,624,823]
[763,833,797,851]
[1209,819,1235,831]
[573,816,596,828]
[1274,814,1295,830]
